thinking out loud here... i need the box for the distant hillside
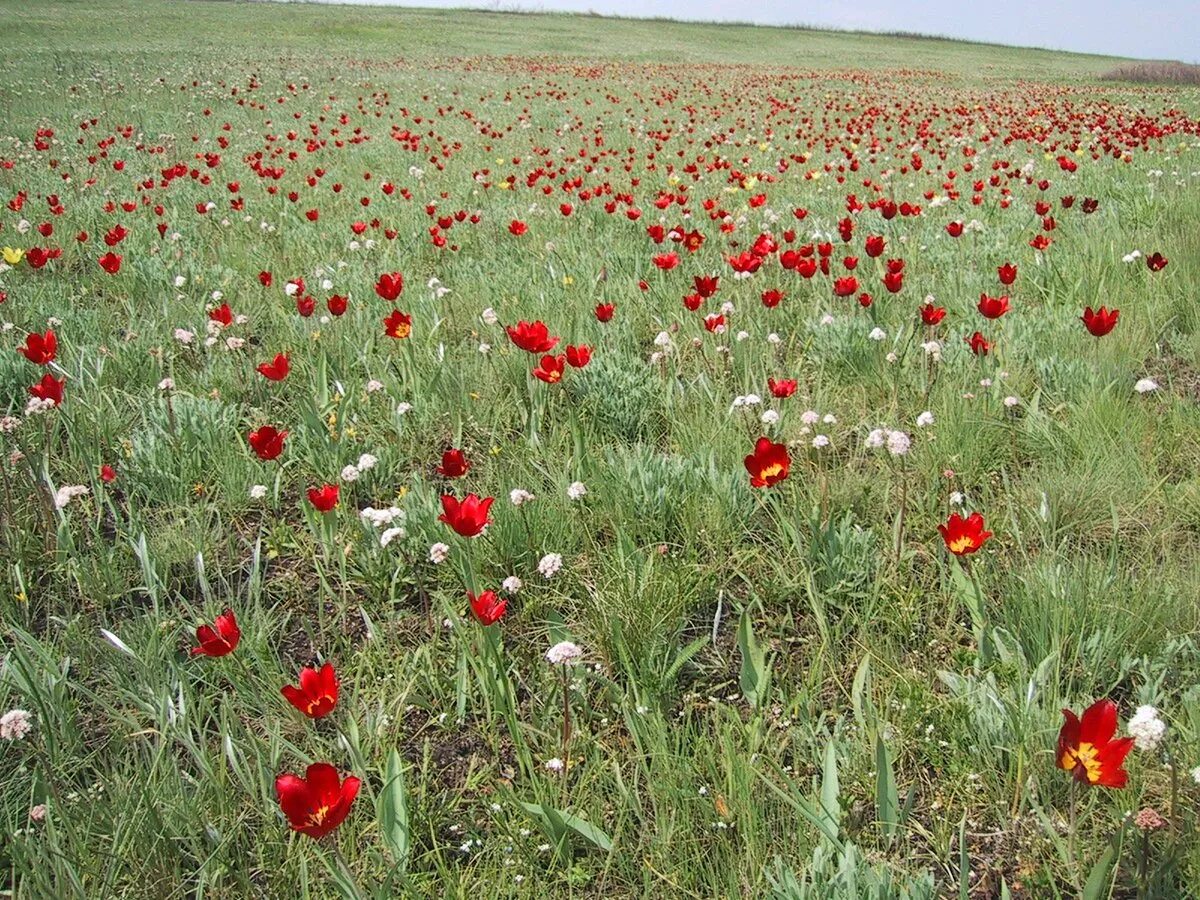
[1,0,1153,80]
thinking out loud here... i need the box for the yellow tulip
[2,247,23,265]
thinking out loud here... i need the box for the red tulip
[833,276,858,297]
[275,763,360,839]
[29,373,65,406]
[594,303,615,322]
[281,662,339,718]
[767,377,797,398]
[506,320,558,354]
[18,330,56,365]
[997,262,1017,285]
[97,251,121,274]
[508,219,528,236]
[532,353,565,383]
[919,303,946,326]
[437,449,471,478]
[468,589,507,625]
[693,274,719,297]
[383,309,412,339]
[99,464,117,483]
[864,234,885,258]
[965,332,992,356]
[565,345,591,368]
[208,303,233,327]
[1146,252,1168,272]
[1057,699,1134,788]
[307,484,339,512]
[191,608,240,657]
[256,353,290,381]
[374,271,404,301]
[937,512,992,556]
[439,493,493,537]
[744,437,790,488]
[247,426,287,461]
[1081,306,1118,337]
[977,293,1010,319]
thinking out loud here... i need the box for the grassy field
[2,1,1200,897]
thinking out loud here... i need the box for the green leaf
[819,741,841,839]
[875,734,899,841]
[737,609,769,709]
[378,750,411,875]
[1082,841,1117,900]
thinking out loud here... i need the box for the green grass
[1,1,1200,897]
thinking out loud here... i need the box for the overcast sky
[321,0,1199,62]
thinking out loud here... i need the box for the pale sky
[321,0,1200,62]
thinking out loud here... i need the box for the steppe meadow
[2,1,1200,896]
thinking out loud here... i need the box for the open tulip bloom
[1057,699,1134,788]
[275,762,360,839]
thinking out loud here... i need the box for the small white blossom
[173,328,194,344]
[158,377,175,391]
[1134,378,1159,394]
[538,553,563,579]
[1128,706,1167,752]
[249,484,267,500]
[566,481,587,501]
[429,542,450,564]
[380,526,406,547]
[366,379,385,394]
[868,327,887,342]
[0,709,33,741]
[502,576,523,595]
[916,411,935,428]
[509,488,536,507]
[481,307,499,325]
[761,410,780,426]
[340,465,360,482]
[546,641,583,665]
[886,430,911,456]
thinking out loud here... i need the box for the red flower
[761,289,785,308]
[945,221,964,237]
[997,262,1017,285]
[767,377,797,398]
[919,303,946,326]
[258,270,273,287]
[383,309,412,339]
[703,313,725,333]
[977,293,1010,319]
[1146,252,1168,272]
[208,303,233,327]
[1057,699,1134,788]
[565,344,591,368]
[18,329,56,365]
[97,251,122,274]
[693,274,719,297]
[275,763,360,839]
[437,449,471,478]
[532,353,565,383]
[937,512,992,556]
[468,589,507,626]
[256,353,290,381]
[882,271,904,294]
[506,320,559,354]
[374,271,404,301]
[744,437,790,488]
[508,219,527,236]
[1081,306,1119,337]
[281,662,339,719]
[29,373,65,406]
[833,276,858,297]
[307,484,339,512]
[965,332,992,356]
[327,295,348,316]
[191,608,240,657]
[247,426,287,461]
[653,252,680,271]
[99,464,117,483]
[594,303,615,322]
[439,493,494,537]
[864,235,885,258]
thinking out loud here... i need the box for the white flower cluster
[546,641,583,665]
[1128,705,1166,752]
[0,709,33,741]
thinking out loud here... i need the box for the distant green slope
[2,0,1144,79]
